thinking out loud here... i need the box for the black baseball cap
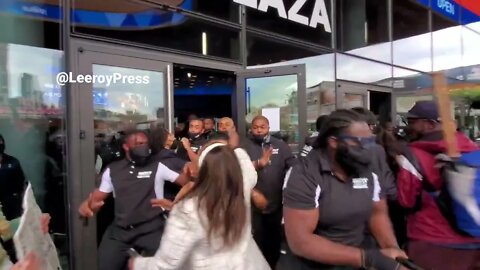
[406,100,439,121]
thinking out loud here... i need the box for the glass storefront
[1,0,480,269]
[0,0,69,268]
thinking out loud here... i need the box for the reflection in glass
[92,65,165,245]
[336,53,392,84]
[392,68,432,94]
[92,65,165,130]
[74,5,240,60]
[0,43,68,268]
[448,77,480,139]
[462,28,480,80]
[392,67,433,127]
[342,93,365,109]
[0,0,61,50]
[247,51,335,134]
[459,28,480,138]
[336,0,390,63]
[247,33,319,66]
[392,0,431,71]
[432,14,461,72]
[307,81,335,131]
[245,75,299,151]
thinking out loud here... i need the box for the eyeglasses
[336,135,376,147]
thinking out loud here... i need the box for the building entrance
[172,65,235,135]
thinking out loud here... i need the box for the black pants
[252,207,283,269]
[98,216,165,270]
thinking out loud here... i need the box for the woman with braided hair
[283,109,408,270]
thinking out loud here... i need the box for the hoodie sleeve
[396,155,423,209]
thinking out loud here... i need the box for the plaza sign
[233,0,331,33]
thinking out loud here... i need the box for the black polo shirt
[152,149,187,200]
[283,148,383,268]
[0,154,26,219]
[99,159,179,228]
[301,133,318,157]
[176,136,208,161]
[301,140,396,200]
[243,135,295,213]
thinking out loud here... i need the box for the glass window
[462,27,480,81]
[245,0,333,47]
[459,28,480,138]
[92,65,165,128]
[0,1,61,50]
[89,64,167,246]
[245,75,300,151]
[432,14,462,73]
[73,2,241,60]
[336,0,390,63]
[120,0,241,22]
[0,1,68,268]
[392,67,433,128]
[247,33,320,65]
[392,0,431,72]
[336,54,393,122]
[247,45,335,134]
[0,43,69,269]
[336,53,392,85]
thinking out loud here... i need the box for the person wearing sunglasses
[283,109,407,270]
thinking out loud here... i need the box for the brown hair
[186,145,246,247]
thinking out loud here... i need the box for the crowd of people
[1,100,480,270]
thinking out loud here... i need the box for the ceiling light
[187,72,192,78]
[202,32,208,55]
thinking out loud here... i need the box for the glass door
[70,45,172,270]
[236,65,307,154]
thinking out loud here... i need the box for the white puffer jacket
[133,148,271,270]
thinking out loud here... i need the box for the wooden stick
[433,72,460,158]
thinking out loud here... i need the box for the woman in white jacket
[130,138,270,270]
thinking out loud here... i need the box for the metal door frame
[235,64,307,149]
[68,41,173,270]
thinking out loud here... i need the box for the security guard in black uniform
[177,118,208,161]
[79,130,188,270]
[243,116,296,269]
[283,110,406,270]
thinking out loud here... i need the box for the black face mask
[129,144,151,166]
[0,143,4,154]
[252,134,267,144]
[335,142,372,176]
[188,132,201,140]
